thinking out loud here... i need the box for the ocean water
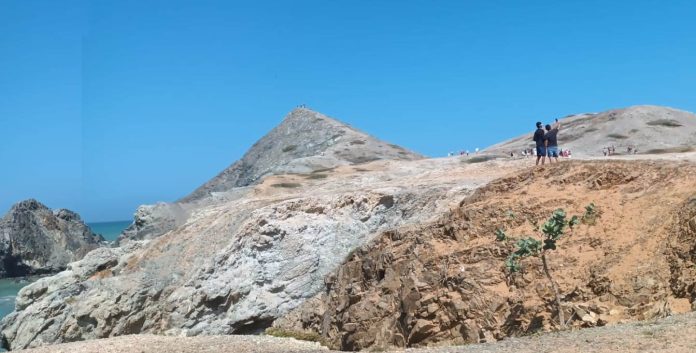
[88,220,131,242]
[0,277,37,351]
[0,278,33,320]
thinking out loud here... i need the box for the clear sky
[1,0,695,222]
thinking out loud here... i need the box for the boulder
[0,199,104,277]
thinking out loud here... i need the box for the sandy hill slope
[118,108,422,242]
[275,160,696,350]
[485,105,696,157]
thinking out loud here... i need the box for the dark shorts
[536,146,546,156]
[547,146,559,157]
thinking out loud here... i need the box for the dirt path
[15,311,696,353]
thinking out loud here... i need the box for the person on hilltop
[533,121,546,166]
[545,118,561,163]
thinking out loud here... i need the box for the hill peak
[179,108,422,203]
[485,105,696,157]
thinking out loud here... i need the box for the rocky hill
[485,105,696,157]
[3,106,696,352]
[181,108,423,203]
[0,199,104,278]
[118,108,422,242]
[273,160,696,350]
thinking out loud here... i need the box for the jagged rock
[273,161,696,350]
[0,109,472,351]
[0,199,104,278]
[4,106,696,351]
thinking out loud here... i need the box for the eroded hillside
[274,160,696,350]
[485,105,696,157]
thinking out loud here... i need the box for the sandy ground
[15,311,696,353]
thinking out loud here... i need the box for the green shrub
[495,208,588,328]
[282,145,298,152]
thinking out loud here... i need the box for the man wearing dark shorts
[545,119,561,163]
[533,122,546,166]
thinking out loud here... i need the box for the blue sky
[1,0,695,222]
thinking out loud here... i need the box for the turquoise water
[0,278,34,320]
[0,278,35,351]
[88,220,131,242]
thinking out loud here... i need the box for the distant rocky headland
[0,199,104,278]
[2,106,696,351]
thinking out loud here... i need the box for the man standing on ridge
[545,118,561,163]
[533,121,546,166]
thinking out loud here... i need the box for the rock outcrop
[0,199,104,278]
[1,109,468,351]
[118,108,422,243]
[4,106,696,351]
[485,105,696,157]
[273,161,696,350]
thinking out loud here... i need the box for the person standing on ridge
[545,118,561,163]
[533,121,546,166]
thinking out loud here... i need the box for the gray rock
[0,199,104,277]
[117,108,423,243]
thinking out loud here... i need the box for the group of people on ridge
[533,119,561,166]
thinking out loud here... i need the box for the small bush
[647,119,683,127]
[265,327,326,345]
[585,127,599,133]
[607,133,628,139]
[582,202,600,225]
[349,156,381,164]
[350,140,366,145]
[305,174,328,180]
[282,145,298,152]
[465,155,497,164]
[311,167,335,174]
[388,143,405,150]
[645,146,694,154]
[271,183,302,188]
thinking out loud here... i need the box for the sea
[0,220,131,338]
[89,220,132,242]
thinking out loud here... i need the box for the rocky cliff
[0,199,104,278]
[3,106,696,351]
[118,108,422,243]
[273,160,696,350]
